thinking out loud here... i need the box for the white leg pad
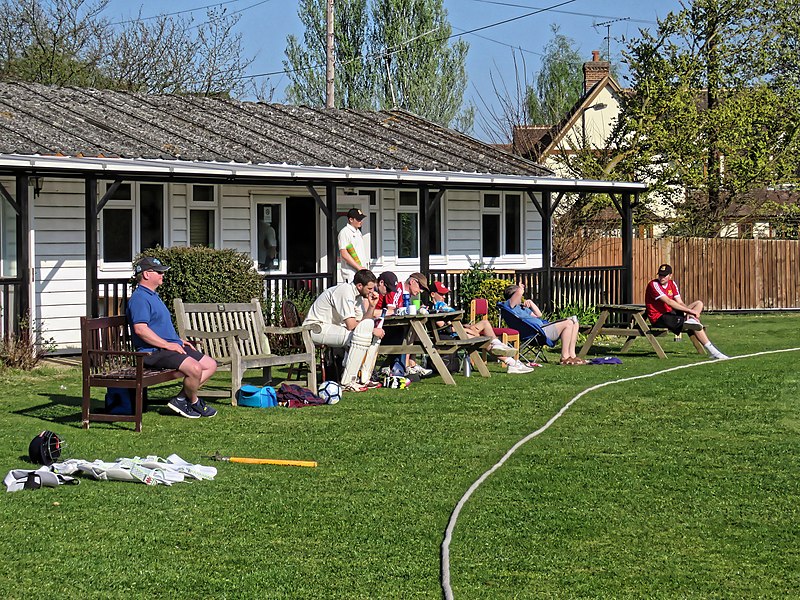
[340,319,374,385]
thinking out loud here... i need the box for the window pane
[482,214,500,258]
[139,184,163,251]
[369,213,378,257]
[257,203,281,270]
[193,185,214,203]
[1,196,17,277]
[364,190,377,207]
[397,212,419,258]
[505,194,521,254]
[428,198,442,255]
[484,193,500,209]
[190,210,215,247]
[103,209,132,262]
[399,191,418,207]
[106,182,131,200]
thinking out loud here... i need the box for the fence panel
[575,236,800,309]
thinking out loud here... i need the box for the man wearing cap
[645,263,728,359]
[126,256,219,418]
[304,268,384,392]
[338,208,368,283]
[406,272,429,301]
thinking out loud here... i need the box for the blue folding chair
[497,301,555,363]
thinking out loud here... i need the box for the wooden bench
[81,315,183,433]
[174,298,317,405]
[578,304,706,359]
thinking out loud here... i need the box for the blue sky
[105,1,683,128]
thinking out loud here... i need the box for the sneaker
[168,397,201,419]
[380,367,392,377]
[407,364,433,377]
[191,397,217,418]
[361,380,382,390]
[683,317,703,331]
[489,341,517,357]
[507,360,534,374]
[342,382,367,393]
[711,352,729,360]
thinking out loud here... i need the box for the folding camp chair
[497,301,555,364]
[469,297,520,360]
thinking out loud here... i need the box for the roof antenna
[593,17,630,59]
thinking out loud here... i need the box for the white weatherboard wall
[1,177,545,351]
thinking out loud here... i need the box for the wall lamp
[32,175,44,198]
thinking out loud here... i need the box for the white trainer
[489,341,517,357]
[407,364,433,377]
[506,360,534,374]
[683,317,703,331]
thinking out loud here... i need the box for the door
[285,197,317,274]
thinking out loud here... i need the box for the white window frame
[480,190,525,263]
[99,181,167,273]
[354,188,382,267]
[396,189,420,263]
[428,190,446,264]
[252,194,287,274]
[187,183,220,248]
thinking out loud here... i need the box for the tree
[284,0,375,109]
[0,0,255,96]
[617,0,800,237]
[526,25,583,126]
[283,0,472,130]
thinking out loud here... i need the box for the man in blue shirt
[501,282,586,365]
[126,256,218,418]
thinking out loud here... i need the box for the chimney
[583,50,610,93]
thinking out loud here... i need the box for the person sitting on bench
[501,282,586,365]
[645,263,728,360]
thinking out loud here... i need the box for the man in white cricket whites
[338,208,367,283]
[303,269,384,392]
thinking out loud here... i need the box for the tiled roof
[0,80,551,177]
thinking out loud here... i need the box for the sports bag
[237,385,278,408]
[276,383,327,408]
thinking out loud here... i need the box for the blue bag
[237,385,278,408]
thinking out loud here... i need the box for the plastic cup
[412,299,421,310]
[408,304,417,315]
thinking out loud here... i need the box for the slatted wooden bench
[174,298,317,405]
[81,315,183,433]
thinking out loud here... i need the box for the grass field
[1,314,798,599]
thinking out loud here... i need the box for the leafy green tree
[284,0,375,109]
[284,0,472,130]
[617,0,800,237]
[526,25,583,126]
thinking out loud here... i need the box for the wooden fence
[573,237,800,310]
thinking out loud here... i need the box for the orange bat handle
[229,457,317,468]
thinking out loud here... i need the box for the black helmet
[28,430,63,466]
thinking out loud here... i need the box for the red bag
[276,383,327,408]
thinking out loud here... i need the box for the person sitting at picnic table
[645,263,728,360]
[374,271,432,378]
[501,282,587,365]
[303,268,384,392]
[430,281,533,374]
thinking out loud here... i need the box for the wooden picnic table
[577,304,705,360]
[381,310,491,385]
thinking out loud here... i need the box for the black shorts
[653,311,686,334]
[143,346,206,370]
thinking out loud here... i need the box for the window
[188,184,217,247]
[482,192,524,259]
[256,202,281,271]
[397,190,418,259]
[100,182,164,263]
[1,193,18,277]
[428,191,443,255]
[361,189,379,258]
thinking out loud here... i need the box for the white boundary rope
[440,348,800,599]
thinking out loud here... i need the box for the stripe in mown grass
[440,346,800,600]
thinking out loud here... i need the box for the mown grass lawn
[0,314,798,599]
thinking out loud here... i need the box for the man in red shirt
[645,263,728,359]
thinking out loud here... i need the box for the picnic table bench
[381,310,491,384]
[81,315,183,433]
[577,303,706,359]
[174,298,317,405]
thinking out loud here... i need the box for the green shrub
[473,278,510,324]
[457,262,494,310]
[133,246,264,317]
[0,318,57,370]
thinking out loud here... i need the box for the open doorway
[286,197,317,273]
